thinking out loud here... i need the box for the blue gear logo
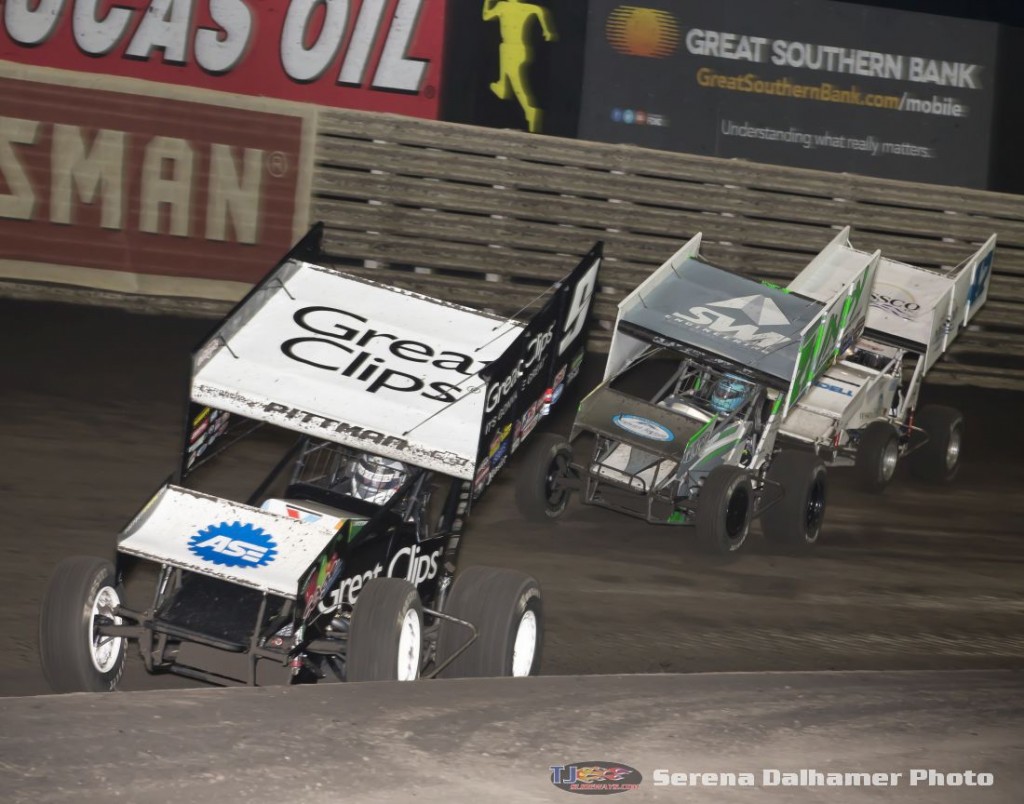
[188,521,278,568]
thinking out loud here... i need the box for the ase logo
[188,522,278,569]
[550,761,643,794]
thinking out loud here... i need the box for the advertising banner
[441,0,587,137]
[578,0,999,187]
[0,65,313,289]
[1,0,446,118]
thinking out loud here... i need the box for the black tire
[347,578,423,682]
[39,556,126,693]
[910,405,964,484]
[437,567,543,679]
[855,421,900,493]
[515,433,573,522]
[761,450,828,554]
[695,465,754,556]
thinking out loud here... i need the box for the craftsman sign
[0,72,310,282]
[1,0,446,118]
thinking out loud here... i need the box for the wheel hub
[396,608,421,681]
[945,427,962,470]
[511,610,538,677]
[881,439,898,481]
[90,585,124,674]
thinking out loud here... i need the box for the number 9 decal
[558,258,600,355]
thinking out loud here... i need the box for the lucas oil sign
[0,0,446,118]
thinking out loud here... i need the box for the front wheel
[515,433,573,522]
[910,405,964,484]
[39,556,126,693]
[695,465,753,556]
[437,567,543,678]
[761,450,828,554]
[855,421,900,493]
[346,578,423,682]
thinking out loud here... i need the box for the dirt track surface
[2,299,1024,696]
[3,670,1023,803]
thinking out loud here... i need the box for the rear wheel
[39,556,126,693]
[761,450,827,554]
[855,421,900,493]
[695,465,753,556]
[910,405,964,484]
[438,567,543,678]
[347,578,423,682]
[515,434,573,522]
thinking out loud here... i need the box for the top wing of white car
[791,229,996,374]
[865,235,996,373]
[188,227,603,480]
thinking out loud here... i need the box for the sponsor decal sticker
[550,761,643,794]
[871,284,922,321]
[261,402,471,470]
[281,306,487,406]
[186,409,230,468]
[671,293,792,352]
[188,521,278,568]
[968,250,994,304]
[567,348,586,383]
[473,459,492,498]
[320,542,443,611]
[612,414,674,442]
[302,553,344,619]
[813,380,855,397]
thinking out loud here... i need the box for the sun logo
[605,6,680,58]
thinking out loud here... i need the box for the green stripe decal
[686,414,718,447]
[695,439,741,467]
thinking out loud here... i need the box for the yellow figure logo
[483,0,557,133]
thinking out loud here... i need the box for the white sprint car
[778,230,996,491]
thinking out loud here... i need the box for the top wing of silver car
[605,229,879,417]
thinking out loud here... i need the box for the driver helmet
[350,455,408,504]
[709,373,753,415]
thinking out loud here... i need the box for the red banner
[0,72,311,283]
[0,0,445,119]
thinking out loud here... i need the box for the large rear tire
[39,556,126,693]
[515,434,573,522]
[695,465,753,556]
[854,421,900,493]
[437,567,542,678]
[761,450,828,554]
[910,405,964,484]
[347,578,423,682]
